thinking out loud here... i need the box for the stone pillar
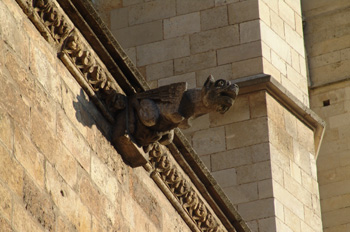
[94,0,325,231]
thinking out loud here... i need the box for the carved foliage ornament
[149,144,223,232]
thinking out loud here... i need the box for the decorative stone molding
[15,0,248,231]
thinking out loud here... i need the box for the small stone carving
[113,75,239,151]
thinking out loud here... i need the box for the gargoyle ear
[204,75,215,88]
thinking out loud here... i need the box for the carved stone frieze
[149,144,224,232]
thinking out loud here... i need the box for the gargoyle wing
[135,82,187,104]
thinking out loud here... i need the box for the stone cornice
[233,74,326,158]
[14,0,250,231]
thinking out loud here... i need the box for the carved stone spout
[112,75,238,167]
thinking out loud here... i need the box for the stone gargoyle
[112,75,239,154]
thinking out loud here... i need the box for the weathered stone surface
[176,0,214,15]
[0,181,12,222]
[23,174,56,232]
[196,64,232,86]
[164,13,200,39]
[0,110,13,151]
[228,0,259,24]
[236,161,272,184]
[226,117,269,149]
[238,198,275,221]
[110,7,128,30]
[240,20,260,43]
[46,163,92,232]
[174,51,216,74]
[57,110,91,173]
[0,217,12,232]
[190,25,239,54]
[217,41,261,65]
[13,201,44,232]
[14,126,45,189]
[0,143,23,197]
[212,168,237,188]
[192,126,226,155]
[146,60,174,81]
[158,72,196,89]
[232,57,264,79]
[128,0,176,25]
[112,20,163,48]
[201,6,228,31]
[137,36,190,66]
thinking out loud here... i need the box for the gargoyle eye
[216,80,225,87]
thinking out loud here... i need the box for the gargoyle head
[202,75,239,114]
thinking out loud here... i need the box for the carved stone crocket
[113,75,239,151]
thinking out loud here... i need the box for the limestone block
[124,47,137,65]
[57,110,91,173]
[78,175,107,220]
[322,207,350,229]
[215,0,238,6]
[258,179,273,199]
[110,7,128,30]
[232,57,264,79]
[238,198,275,221]
[236,161,272,184]
[112,20,162,48]
[261,21,291,64]
[137,36,190,66]
[176,0,214,15]
[276,219,294,232]
[14,127,45,189]
[271,51,287,75]
[200,6,228,31]
[321,192,350,213]
[212,168,237,188]
[273,181,304,219]
[196,64,232,86]
[290,161,302,183]
[45,163,92,232]
[285,0,302,16]
[31,46,61,103]
[228,0,259,24]
[261,0,278,12]
[262,59,281,82]
[217,40,261,65]
[33,83,56,130]
[278,0,295,29]
[192,126,226,155]
[128,0,176,25]
[291,48,301,72]
[174,51,216,74]
[4,50,35,101]
[158,72,196,89]
[164,12,200,39]
[0,217,11,232]
[13,201,44,232]
[259,0,270,26]
[211,144,269,171]
[0,144,23,197]
[91,155,119,203]
[23,175,56,231]
[181,114,210,135]
[304,206,322,231]
[146,60,174,81]
[226,116,269,149]
[284,208,301,232]
[249,91,267,119]
[295,12,303,36]
[309,51,341,69]
[258,217,277,232]
[123,0,143,7]
[271,161,285,186]
[0,110,12,151]
[0,181,12,222]
[224,182,258,204]
[270,10,284,38]
[285,24,305,56]
[284,174,312,208]
[240,20,260,43]
[190,25,239,54]
[209,94,250,126]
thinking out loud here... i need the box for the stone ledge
[232,73,325,158]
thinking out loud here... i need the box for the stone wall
[0,1,192,231]
[304,1,350,231]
